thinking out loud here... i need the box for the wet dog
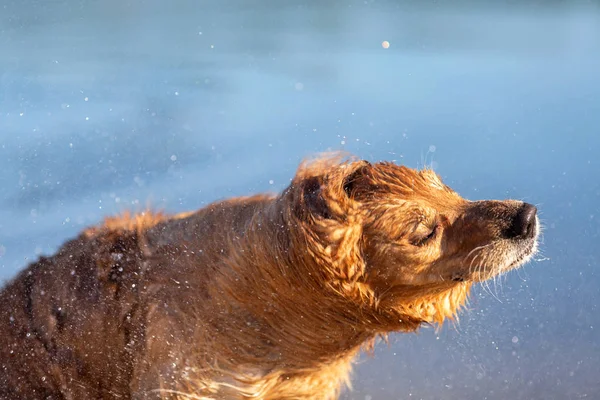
[0,155,539,399]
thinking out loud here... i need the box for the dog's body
[0,156,539,399]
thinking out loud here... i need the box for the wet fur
[0,155,537,399]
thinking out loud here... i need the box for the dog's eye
[410,223,440,247]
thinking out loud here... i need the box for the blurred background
[1,0,599,398]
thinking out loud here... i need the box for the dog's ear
[342,161,372,200]
[293,158,372,220]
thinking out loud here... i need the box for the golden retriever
[0,155,539,399]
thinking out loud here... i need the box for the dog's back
[0,228,147,398]
[0,197,277,399]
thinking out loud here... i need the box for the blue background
[1,1,599,398]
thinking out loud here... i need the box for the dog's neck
[203,198,378,370]
[144,197,374,374]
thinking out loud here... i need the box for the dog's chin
[507,239,538,269]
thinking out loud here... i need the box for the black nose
[507,203,537,239]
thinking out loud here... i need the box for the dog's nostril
[507,203,537,239]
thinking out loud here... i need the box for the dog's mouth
[504,237,538,271]
[477,230,538,282]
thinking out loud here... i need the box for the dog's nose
[507,203,537,239]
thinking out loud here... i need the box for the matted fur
[0,154,538,399]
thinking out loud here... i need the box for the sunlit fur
[0,154,538,399]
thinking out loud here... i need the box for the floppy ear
[291,157,370,284]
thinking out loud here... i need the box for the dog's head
[287,156,539,319]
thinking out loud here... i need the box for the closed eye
[410,223,440,247]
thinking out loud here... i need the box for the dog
[0,155,539,399]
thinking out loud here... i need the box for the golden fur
[0,155,539,399]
